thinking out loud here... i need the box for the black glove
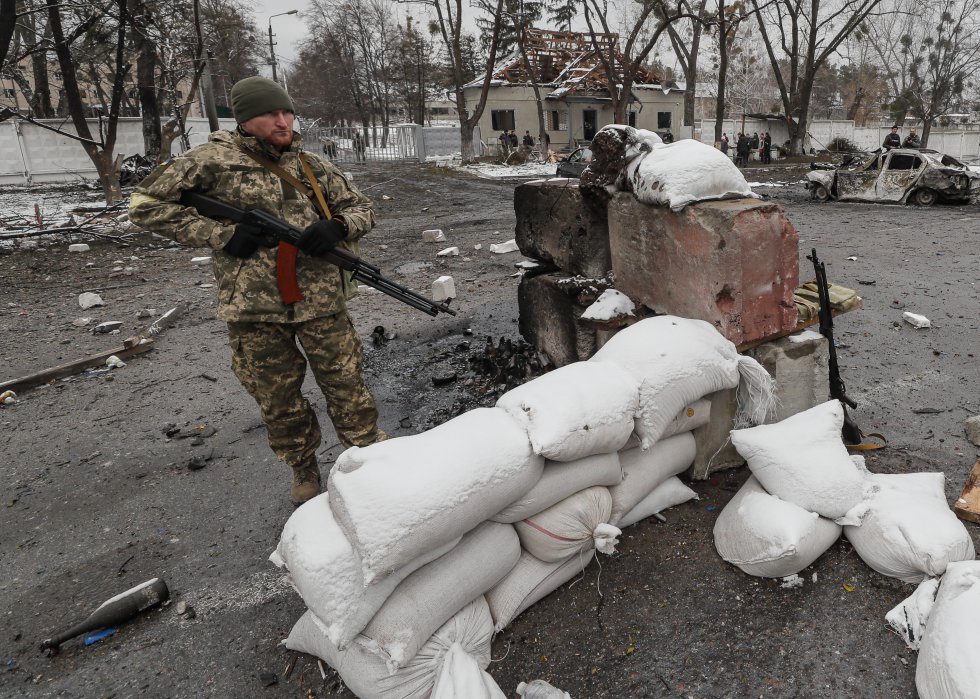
[297,218,347,257]
[223,222,272,259]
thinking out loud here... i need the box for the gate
[310,124,420,164]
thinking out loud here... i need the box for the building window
[627,111,637,127]
[430,107,449,115]
[491,109,515,131]
[549,109,567,131]
[2,88,15,98]
[657,111,672,129]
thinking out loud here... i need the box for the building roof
[464,29,678,99]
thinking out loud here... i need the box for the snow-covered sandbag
[270,494,459,648]
[329,407,543,584]
[517,679,572,699]
[844,472,975,583]
[285,597,495,699]
[591,316,773,449]
[359,521,520,672]
[886,577,940,650]
[514,487,620,563]
[617,476,698,528]
[492,453,623,524]
[622,399,712,451]
[609,433,696,525]
[731,400,869,521]
[486,550,591,631]
[713,476,842,578]
[496,361,639,461]
[916,561,980,699]
[431,642,507,699]
[619,130,758,211]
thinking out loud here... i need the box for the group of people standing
[499,129,539,155]
[883,126,921,149]
[721,131,772,167]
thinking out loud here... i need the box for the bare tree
[751,0,882,154]
[664,0,709,131]
[0,0,15,68]
[412,0,507,162]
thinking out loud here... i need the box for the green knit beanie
[230,76,294,123]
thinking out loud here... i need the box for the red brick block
[608,194,799,346]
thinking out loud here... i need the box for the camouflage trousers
[227,312,383,469]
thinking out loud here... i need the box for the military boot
[290,458,321,506]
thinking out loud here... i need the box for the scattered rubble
[68,244,90,253]
[903,312,931,328]
[422,229,446,242]
[437,246,459,257]
[78,292,105,309]
[432,275,456,302]
[965,416,980,447]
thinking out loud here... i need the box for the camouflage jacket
[129,130,375,323]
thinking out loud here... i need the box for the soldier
[129,76,386,505]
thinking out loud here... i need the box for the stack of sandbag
[885,562,980,699]
[716,400,976,583]
[272,316,776,697]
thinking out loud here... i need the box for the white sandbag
[609,433,696,525]
[621,398,712,450]
[731,400,869,521]
[285,597,495,699]
[496,361,639,461]
[431,642,507,699]
[713,476,842,578]
[886,577,940,650]
[591,316,774,449]
[329,407,543,584]
[514,487,620,563]
[517,679,573,699]
[916,561,980,699]
[271,494,459,649]
[844,472,975,583]
[617,476,698,528]
[612,126,757,211]
[492,453,623,524]
[486,550,591,631]
[361,521,520,672]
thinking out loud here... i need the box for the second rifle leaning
[179,190,456,318]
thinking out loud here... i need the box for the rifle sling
[239,148,334,305]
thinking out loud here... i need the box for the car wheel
[914,188,938,206]
[812,184,831,202]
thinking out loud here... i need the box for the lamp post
[268,10,298,84]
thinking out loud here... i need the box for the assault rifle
[179,191,456,318]
[809,248,862,445]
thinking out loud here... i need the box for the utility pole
[268,10,298,84]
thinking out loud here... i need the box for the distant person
[736,133,750,167]
[542,132,551,151]
[522,130,534,150]
[352,131,366,162]
[902,128,921,148]
[883,126,901,149]
[662,129,674,144]
[509,131,519,148]
[322,137,337,159]
[761,131,772,164]
[720,133,730,156]
[499,130,509,154]
[750,132,760,161]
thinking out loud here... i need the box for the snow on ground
[461,162,559,179]
[0,184,107,232]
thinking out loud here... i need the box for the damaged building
[463,29,686,150]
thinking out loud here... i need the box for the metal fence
[307,124,483,164]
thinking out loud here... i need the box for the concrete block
[608,193,799,347]
[432,275,456,302]
[437,246,459,257]
[422,229,446,242]
[514,179,611,278]
[517,273,613,367]
[68,243,90,252]
[689,330,830,479]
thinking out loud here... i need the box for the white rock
[68,244,91,253]
[78,292,105,309]
[422,229,446,242]
[19,240,38,250]
[382,195,392,201]
[963,415,980,447]
[437,246,459,257]
[582,289,636,321]
[191,256,211,265]
[490,239,520,254]
[106,355,127,368]
[474,243,483,250]
[903,311,931,328]
[72,317,92,327]
[199,283,215,288]
[432,275,456,302]
[93,321,123,334]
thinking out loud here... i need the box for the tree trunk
[516,34,547,148]
[459,118,475,162]
[714,16,730,142]
[30,13,55,117]
[0,0,15,68]
[921,118,932,148]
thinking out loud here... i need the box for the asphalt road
[1,162,977,698]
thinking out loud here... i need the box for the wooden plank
[954,459,980,525]
[0,342,154,394]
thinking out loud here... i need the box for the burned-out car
[805,148,980,205]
